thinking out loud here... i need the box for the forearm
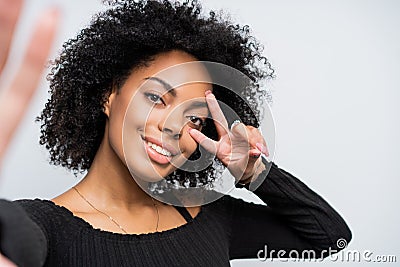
[237,158,352,253]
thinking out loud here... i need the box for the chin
[127,160,173,184]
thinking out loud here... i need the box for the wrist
[236,157,266,188]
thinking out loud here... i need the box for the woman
[0,0,352,266]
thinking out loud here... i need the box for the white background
[0,0,399,266]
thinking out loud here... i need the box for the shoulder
[15,199,63,219]
[206,192,266,219]
[14,199,75,234]
[213,191,265,207]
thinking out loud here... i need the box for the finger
[238,149,262,181]
[205,90,229,138]
[0,8,60,162]
[232,124,269,156]
[0,0,23,73]
[230,121,248,139]
[188,127,218,155]
[256,142,269,156]
[249,148,262,158]
[248,127,269,156]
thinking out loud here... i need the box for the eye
[187,116,206,128]
[144,92,164,105]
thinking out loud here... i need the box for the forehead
[123,51,212,92]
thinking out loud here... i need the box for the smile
[146,141,172,157]
[140,135,179,165]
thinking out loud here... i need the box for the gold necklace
[72,186,159,234]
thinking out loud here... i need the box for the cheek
[109,98,144,163]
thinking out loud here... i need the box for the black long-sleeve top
[0,161,352,266]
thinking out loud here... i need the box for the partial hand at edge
[0,0,60,165]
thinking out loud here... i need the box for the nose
[158,109,183,140]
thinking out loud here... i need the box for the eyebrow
[144,76,208,110]
[187,101,208,110]
[144,76,176,97]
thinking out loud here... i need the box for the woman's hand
[0,1,59,264]
[0,0,59,165]
[188,90,269,183]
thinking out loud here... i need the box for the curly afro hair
[37,0,274,187]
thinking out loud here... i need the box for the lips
[142,136,179,156]
[140,135,180,165]
[147,141,172,157]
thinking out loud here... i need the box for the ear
[103,91,116,117]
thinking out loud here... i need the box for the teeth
[147,141,172,157]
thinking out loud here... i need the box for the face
[104,50,213,184]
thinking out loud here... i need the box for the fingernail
[205,90,212,96]
[257,143,268,155]
[256,143,265,153]
[256,143,262,151]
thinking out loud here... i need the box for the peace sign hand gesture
[188,90,269,184]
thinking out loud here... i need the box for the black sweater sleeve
[0,199,47,267]
[228,160,352,260]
